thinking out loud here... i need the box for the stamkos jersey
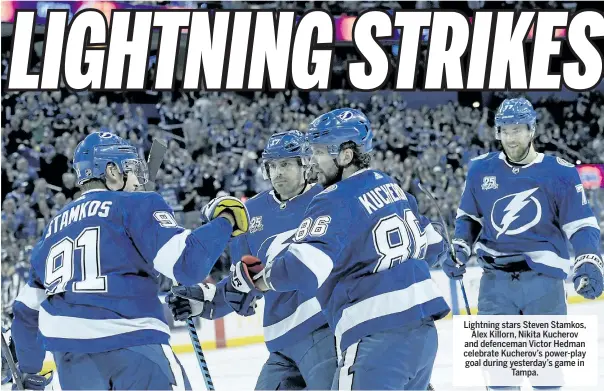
[454,152,601,279]
[12,189,232,374]
[211,184,327,352]
[263,169,450,353]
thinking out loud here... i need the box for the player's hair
[79,179,104,191]
[340,141,371,169]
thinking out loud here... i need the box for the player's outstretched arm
[125,192,238,286]
[556,164,603,299]
[166,276,259,322]
[165,216,259,321]
[444,169,482,280]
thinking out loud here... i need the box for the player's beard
[317,164,343,188]
[503,141,531,163]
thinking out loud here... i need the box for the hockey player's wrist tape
[574,254,604,276]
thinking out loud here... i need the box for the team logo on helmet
[338,111,354,121]
[99,132,114,138]
[268,137,282,148]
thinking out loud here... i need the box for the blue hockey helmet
[261,130,311,180]
[306,108,373,156]
[73,132,148,186]
[494,98,537,139]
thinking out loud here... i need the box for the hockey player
[227,109,451,390]
[444,98,602,387]
[10,132,249,390]
[167,130,339,390]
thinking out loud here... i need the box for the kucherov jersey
[454,152,601,279]
[264,169,451,353]
[11,189,233,374]
[211,184,327,353]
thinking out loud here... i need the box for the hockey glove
[441,242,470,280]
[12,371,53,391]
[202,196,250,237]
[572,254,604,300]
[227,256,266,315]
[166,283,217,321]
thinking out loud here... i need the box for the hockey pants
[53,344,191,390]
[332,319,438,390]
[255,324,338,390]
[479,269,567,391]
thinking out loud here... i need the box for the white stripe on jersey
[474,242,570,276]
[562,216,600,240]
[288,243,334,288]
[456,208,483,225]
[152,229,191,281]
[161,344,185,391]
[526,250,570,276]
[425,223,443,246]
[39,306,171,340]
[334,279,443,348]
[15,284,47,311]
[338,341,359,391]
[263,297,322,342]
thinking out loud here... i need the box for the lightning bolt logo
[492,187,542,239]
[260,229,297,266]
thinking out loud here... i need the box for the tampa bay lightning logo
[491,187,542,239]
[337,111,354,121]
[258,229,297,265]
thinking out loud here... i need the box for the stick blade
[143,138,168,191]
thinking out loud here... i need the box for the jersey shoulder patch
[319,184,338,194]
[556,157,575,168]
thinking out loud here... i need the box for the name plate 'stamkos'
[453,315,599,388]
[7,10,604,91]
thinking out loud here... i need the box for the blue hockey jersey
[12,189,233,373]
[262,169,450,353]
[454,152,601,279]
[210,184,328,352]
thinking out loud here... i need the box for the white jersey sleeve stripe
[456,208,483,225]
[15,285,47,311]
[288,243,334,289]
[152,229,191,281]
[562,216,600,240]
[263,297,322,342]
[39,306,171,340]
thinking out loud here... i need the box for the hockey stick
[416,181,472,316]
[143,138,168,192]
[1,333,23,390]
[185,318,215,391]
[143,139,215,389]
